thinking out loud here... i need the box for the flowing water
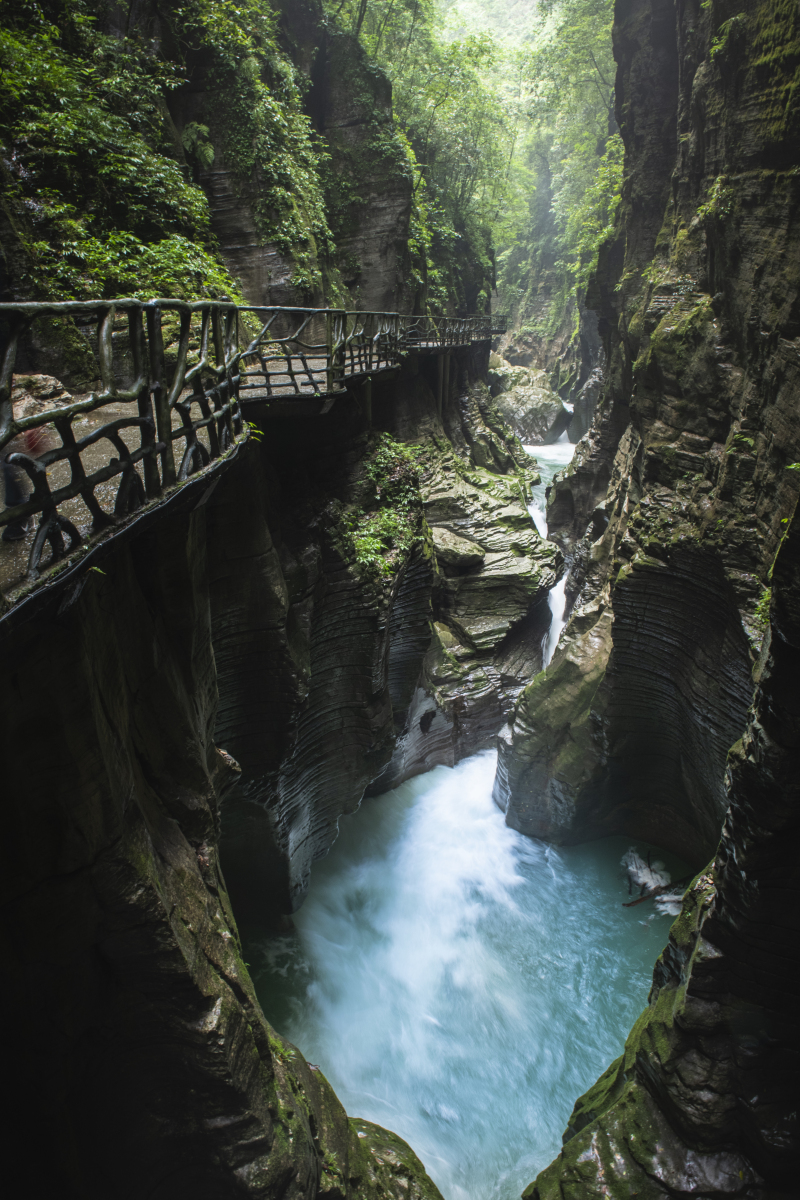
[248,752,687,1200]
[524,435,575,540]
[525,435,577,665]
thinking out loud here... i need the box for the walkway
[0,300,504,594]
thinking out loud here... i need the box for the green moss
[651,294,713,366]
[206,37,332,292]
[696,174,735,221]
[0,0,331,299]
[745,0,800,140]
[334,434,424,585]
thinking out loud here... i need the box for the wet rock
[366,357,559,790]
[430,525,485,571]
[568,365,603,443]
[527,504,800,1196]
[0,436,447,1199]
[518,0,800,1190]
[497,543,753,866]
[488,355,566,443]
[503,0,800,868]
[348,1120,445,1200]
[10,372,73,417]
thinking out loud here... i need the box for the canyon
[1,0,798,1198]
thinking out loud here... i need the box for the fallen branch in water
[623,875,691,907]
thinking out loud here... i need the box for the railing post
[0,315,25,451]
[326,310,334,395]
[132,306,161,498]
[146,303,176,488]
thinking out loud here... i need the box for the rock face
[311,29,415,312]
[496,0,800,871]
[0,336,546,1192]
[362,349,559,791]
[208,414,430,917]
[506,0,800,1191]
[196,3,414,311]
[527,500,800,1199]
[212,348,556,905]
[488,355,569,443]
[0,438,445,1199]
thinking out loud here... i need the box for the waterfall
[542,573,568,668]
[524,439,576,669]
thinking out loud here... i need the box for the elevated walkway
[0,300,506,600]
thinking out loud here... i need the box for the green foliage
[561,132,623,290]
[182,122,215,170]
[727,431,755,454]
[322,0,505,312]
[343,434,423,581]
[709,12,747,60]
[0,1,230,297]
[495,0,620,336]
[753,586,771,628]
[0,0,331,300]
[185,0,332,290]
[25,231,243,301]
[697,174,735,222]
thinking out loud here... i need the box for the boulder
[430,525,485,571]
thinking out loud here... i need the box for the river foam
[249,751,686,1200]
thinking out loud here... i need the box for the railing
[0,300,244,584]
[0,300,497,591]
[236,310,496,398]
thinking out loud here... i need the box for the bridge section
[0,300,505,602]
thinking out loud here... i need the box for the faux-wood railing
[0,301,504,591]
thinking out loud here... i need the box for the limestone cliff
[0,0,421,314]
[0,332,549,1191]
[496,0,800,871]
[211,346,556,915]
[0,436,446,1199]
[201,0,417,311]
[501,0,800,1191]
[527,499,800,1199]
[367,348,559,790]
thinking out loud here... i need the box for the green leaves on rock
[342,434,424,583]
[0,0,330,300]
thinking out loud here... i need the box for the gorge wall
[2,0,799,1195]
[211,347,557,919]
[0,438,453,1200]
[503,0,800,1192]
[0,1,512,1192]
[496,0,800,867]
[0,342,556,1195]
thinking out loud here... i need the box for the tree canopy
[326,0,621,331]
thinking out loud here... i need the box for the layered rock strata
[213,348,557,905]
[503,0,800,1191]
[488,355,569,444]
[527,499,800,1199]
[211,408,431,917]
[0,332,552,1191]
[197,1,414,310]
[364,349,560,791]
[496,0,800,870]
[0,436,445,1199]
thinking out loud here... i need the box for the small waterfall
[542,573,568,668]
[528,502,548,539]
[524,440,576,670]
